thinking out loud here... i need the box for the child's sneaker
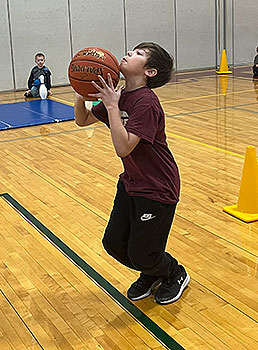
[154,265,190,304]
[127,273,162,301]
[24,91,32,98]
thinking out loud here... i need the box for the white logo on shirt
[140,213,156,221]
[120,111,129,126]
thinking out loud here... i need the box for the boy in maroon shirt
[74,42,190,304]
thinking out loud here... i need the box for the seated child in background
[252,46,258,78]
[24,52,52,98]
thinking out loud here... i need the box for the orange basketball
[68,47,120,101]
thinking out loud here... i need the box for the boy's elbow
[116,151,125,158]
[116,148,130,158]
[74,119,85,127]
[115,142,138,158]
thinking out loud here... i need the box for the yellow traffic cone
[216,49,232,75]
[223,145,258,222]
[219,75,229,95]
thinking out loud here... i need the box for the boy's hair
[256,47,258,53]
[35,52,45,60]
[133,42,174,89]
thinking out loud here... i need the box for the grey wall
[176,0,216,70]
[234,0,258,65]
[8,0,71,90]
[126,0,175,60]
[0,0,257,92]
[70,0,125,60]
[0,0,13,91]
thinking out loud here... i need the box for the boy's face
[35,56,45,68]
[120,48,149,76]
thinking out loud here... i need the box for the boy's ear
[145,68,157,78]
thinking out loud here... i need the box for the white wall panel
[9,0,71,89]
[70,0,124,65]
[234,0,257,65]
[0,0,14,92]
[125,0,175,60]
[176,0,216,70]
[2,0,258,93]
[225,0,233,65]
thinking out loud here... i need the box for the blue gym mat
[0,99,74,130]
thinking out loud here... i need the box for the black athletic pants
[102,179,179,278]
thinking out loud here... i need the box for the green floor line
[0,193,184,350]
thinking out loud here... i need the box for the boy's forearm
[107,106,138,158]
[74,96,90,126]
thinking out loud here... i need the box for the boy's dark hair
[256,46,258,53]
[133,42,174,89]
[35,52,45,60]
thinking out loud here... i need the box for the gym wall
[0,0,257,92]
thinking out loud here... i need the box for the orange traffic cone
[216,49,232,75]
[223,145,258,222]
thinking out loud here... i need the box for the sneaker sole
[128,279,162,301]
[155,273,190,304]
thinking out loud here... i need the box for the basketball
[68,47,120,100]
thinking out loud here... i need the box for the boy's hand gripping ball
[68,47,120,101]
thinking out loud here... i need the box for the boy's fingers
[91,81,102,91]
[117,85,124,92]
[98,74,115,90]
[97,75,108,87]
[107,73,114,89]
[88,93,101,98]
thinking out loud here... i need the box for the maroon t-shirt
[92,87,180,204]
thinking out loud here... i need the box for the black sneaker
[24,91,32,98]
[127,273,162,301]
[154,265,190,304]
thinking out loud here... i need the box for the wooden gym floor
[0,66,258,350]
